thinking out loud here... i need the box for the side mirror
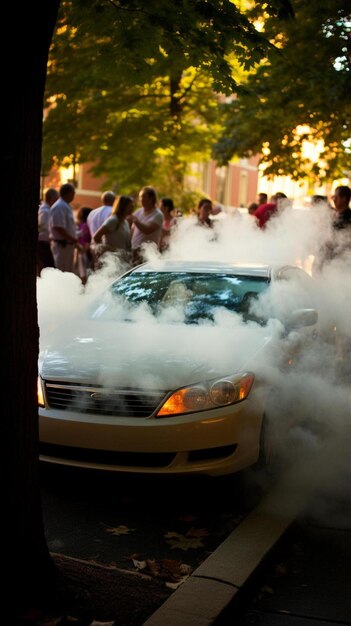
[286,308,318,330]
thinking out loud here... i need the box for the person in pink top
[74,206,92,284]
[159,197,177,253]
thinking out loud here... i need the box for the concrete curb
[143,477,308,626]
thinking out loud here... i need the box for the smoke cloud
[37,202,351,519]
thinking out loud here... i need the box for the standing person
[257,192,268,206]
[247,202,258,215]
[130,186,163,265]
[318,185,351,379]
[86,190,116,238]
[331,185,351,379]
[314,185,351,272]
[159,197,177,253]
[87,191,116,270]
[93,195,134,266]
[331,185,351,237]
[48,183,78,272]
[196,198,213,227]
[37,187,59,276]
[74,206,92,284]
[310,194,329,206]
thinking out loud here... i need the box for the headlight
[37,376,45,407]
[156,372,254,417]
[210,380,238,405]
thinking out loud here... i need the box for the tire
[257,414,278,471]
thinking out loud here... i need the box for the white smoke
[37,202,351,516]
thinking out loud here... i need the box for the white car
[38,261,318,476]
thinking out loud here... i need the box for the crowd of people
[37,182,351,285]
[37,184,180,282]
[247,191,289,228]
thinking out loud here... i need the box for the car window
[90,272,270,324]
[277,267,313,289]
[275,267,316,309]
[246,266,317,329]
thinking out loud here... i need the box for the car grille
[44,381,167,418]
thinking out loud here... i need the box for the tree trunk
[1,0,60,615]
[170,73,182,120]
[167,73,186,194]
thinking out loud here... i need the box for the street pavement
[41,467,264,574]
[143,472,351,626]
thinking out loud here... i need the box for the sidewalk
[143,476,351,626]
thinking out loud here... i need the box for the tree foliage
[213,0,351,183]
[43,0,293,197]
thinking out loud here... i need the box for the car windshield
[91,271,270,324]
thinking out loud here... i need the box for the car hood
[40,318,273,391]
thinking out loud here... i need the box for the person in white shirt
[48,183,77,272]
[130,186,163,265]
[37,187,59,275]
[86,191,116,237]
[87,191,116,270]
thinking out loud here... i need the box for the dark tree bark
[1,0,60,615]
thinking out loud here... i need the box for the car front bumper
[39,391,266,476]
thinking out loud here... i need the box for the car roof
[131,260,273,279]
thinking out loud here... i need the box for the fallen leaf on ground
[125,552,141,561]
[164,531,205,551]
[131,556,193,583]
[132,559,147,570]
[147,558,191,581]
[105,524,135,536]
[165,575,190,589]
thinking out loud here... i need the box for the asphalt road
[40,464,272,579]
